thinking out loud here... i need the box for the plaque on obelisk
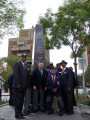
[32,23,46,70]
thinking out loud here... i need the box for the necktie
[23,63,25,69]
[40,69,43,76]
[62,69,64,75]
[53,75,55,85]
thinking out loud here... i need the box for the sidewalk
[0,105,86,120]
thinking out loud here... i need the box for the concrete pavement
[0,105,88,120]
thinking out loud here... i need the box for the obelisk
[32,23,46,70]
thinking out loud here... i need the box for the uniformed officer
[56,63,62,76]
[23,61,32,115]
[13,53,27,119]
[60,60,73,115]
[46,68,64,115]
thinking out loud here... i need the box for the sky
[0,0,77,71]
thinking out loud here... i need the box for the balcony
[11,45,31,52]
[17,41,25,46]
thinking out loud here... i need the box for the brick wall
[8,27,50,62]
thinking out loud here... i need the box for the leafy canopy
[0,0,25,39]
[39,0,90,57]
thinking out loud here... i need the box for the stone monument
[32,23,46,70]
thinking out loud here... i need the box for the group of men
[10,53,78,119]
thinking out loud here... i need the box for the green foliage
[2,56,20,68]
[77,74,83,86]
[39,0,90,54]
[0,0,25,39]
[85,65,90,84]
[0,99,8,105]
[78,99,90,106]
[2,54,32,69]
[0,64,12,85]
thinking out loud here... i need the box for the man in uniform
[56,63,62,76]
[23,61,32,115]
[69,67,78,106]
[60,60,73,115]
[13,53,27,119]
[46,68,64,115]
[8,73,14,106]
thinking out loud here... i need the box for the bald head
[38,63,44,69]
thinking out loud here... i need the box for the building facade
[8,27,50,61]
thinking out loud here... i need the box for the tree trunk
[73,55,78,98]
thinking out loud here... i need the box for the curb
[74,103,90,119]
[0,103,9,107]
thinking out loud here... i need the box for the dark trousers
[33,88,45,111]
[62,90,73,113]
[0,89,1,100]
[47,96,64,112]
[9,88,14,105]
[13,88,26,117]
[73,88,76,106]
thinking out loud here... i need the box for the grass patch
[0,100,8,105]
[76,93,90,106]
[78,99,90,106]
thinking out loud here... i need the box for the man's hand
[33,86,36,90]
[53,88,57,93]
[17,84,21,88]
[45,87,47,91]
[68,87,71,91]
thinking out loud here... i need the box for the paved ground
[0,105,87,120]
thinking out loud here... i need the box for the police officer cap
[21,53,27,57]
[60,60,67,65]
[48,62,53,66]
[26,61,32,65]
[56,63,61,66]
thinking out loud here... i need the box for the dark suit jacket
[46,75,63,97]
[13,61,27,89]
[26,69,32,88]
[8,74,14,89]
[61,67,73,91]
[33,68,48,89]
[71,71,78,88]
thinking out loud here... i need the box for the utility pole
[81,55,86,94]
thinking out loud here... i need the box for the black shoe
[33,109,38,113]
[48,110,53,114]
[22,113,28,116]
[40,109,45,112]
[15,115,25,119]
[64,110,68,113]
[67,111,73,115]
[59,111,63,116]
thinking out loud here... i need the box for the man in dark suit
[8,73,14,106]
[60,60,73,115]
[33,61,48,112]
[69,67,78,106]
[56,63,62,76]
[13,53,27,119]
[23,61,32,115]
[46,68,64,115]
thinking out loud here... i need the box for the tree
[0,0,25,42]
[0,64,12,86]
[39,0,90,97]
[2,54,32,69]
[2,55,20,69]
